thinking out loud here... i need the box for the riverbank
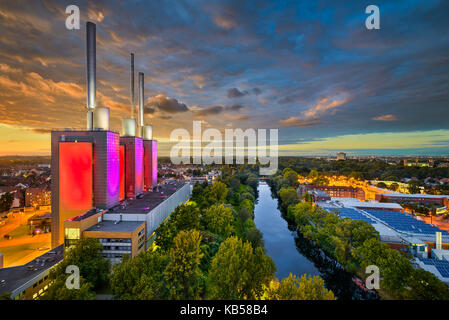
[267,168,449,300]
[255,181,378,300]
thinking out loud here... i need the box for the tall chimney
[86,22,96,130]
[138,72,145,136]
[436,231,442,250]
[130,53,135,118]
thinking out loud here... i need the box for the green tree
[207,236,275,299]
[165,230,204,299]
[244,227,264,248]
[349,171,363,180]
[40,275,96,300]
[155,218,177,251]
[388,182,399,191]
[406,269,449,300]
[50,238,110,291]
[279,187,299,209]
[246,176,259,192]
[175,202,201,231]
[204,204,234,238]
[208,181,229,204]
[229,177,241,191]
[267,273,335,300]
[302,192,313,203]
[237,206,252,222]
[0,192,14,213]
[110,250,169,299]
[283,169,299,187]
[308,169,319,180]
[408,180,421,194]
[377,182,387,189]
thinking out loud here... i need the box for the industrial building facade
[375,193,449,206]
[298,184,365,201]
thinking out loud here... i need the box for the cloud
[303,95,350,118]
[373,114,398,121]
[146,94,189,113]
[193,104,246,118]
[227,88,248,98]
[0,0,448,156]
[279,117,321,128]
[278,95,297,104]
[31,128,51,134]
[213,15,237,30]
[224,114,249,121]
[227,104,244,111]
[194,105,224,117]
[252,87,262,95]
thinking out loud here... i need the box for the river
[253,181,379,300]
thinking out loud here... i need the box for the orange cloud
[373,114,398,121]
[279,117,321,128]
[213,15,237,30]
[303,95,350,118]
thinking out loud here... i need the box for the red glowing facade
[119,145,125,200]
[120,136,143,198]
[143,140,158,191]
[58,142,93,224]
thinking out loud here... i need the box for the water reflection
[254,182,379,300]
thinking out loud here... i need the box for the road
[0,209,51,267]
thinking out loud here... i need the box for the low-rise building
[25,188,51,207]
[298,184,365,201]
[64,181,190,264]
[0,245,64,300]
[375,193,449,206]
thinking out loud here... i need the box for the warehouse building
[0,245,64,300]
[298,184,365,201]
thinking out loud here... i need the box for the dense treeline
[110,166,335,300]
[41,238,110,300]
[269,168,449,300]
[0,155,50,167]
[35,166,335,300]
[277,157,449,181]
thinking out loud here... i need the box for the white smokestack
[138,72,145,136]
[436,231,442,250]
[86,22,96,130]
[130,53,135,118]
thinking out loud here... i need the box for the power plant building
[50,21,180,252]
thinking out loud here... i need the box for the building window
[65,228,80,240]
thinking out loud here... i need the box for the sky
[0,0,448,157]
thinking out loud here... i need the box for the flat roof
[331,197,403,209]
[0,245,64,297]
[380,193,449,199]
[84,220,144,233]
[108,181,187,215]
[66,208,103,222]
[310,190,330,196]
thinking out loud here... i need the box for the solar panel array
[364,209,449,236]
[419,258,449,278]
[330,207,377,224]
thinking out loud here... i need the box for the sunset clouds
[0,0,448,156]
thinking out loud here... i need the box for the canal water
[254,181,379,300]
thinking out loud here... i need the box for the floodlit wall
[58,142,93,247]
